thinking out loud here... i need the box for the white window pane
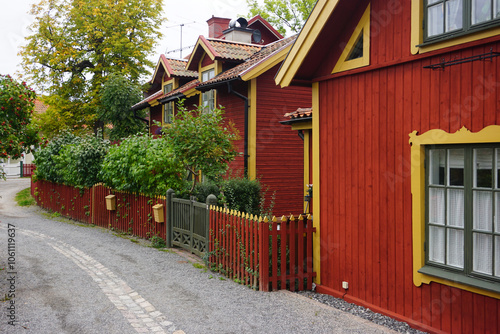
[430,188,446,225]
[495,236,500,277]
[473,233,493,275]
[446,0,463,31]
[496,148,500,189]
[496,192,500,233]
[448,189,464,227]
[474,190,492,231]
[449,149,464,186]
[429,226,446,264]
[430,149,446,185]
[474,148,493,188]
[447,229,464,268]
[496,0,500,19]
[428,4,444,37]
[472,0,492,24]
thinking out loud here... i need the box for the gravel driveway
[0,178,397,334]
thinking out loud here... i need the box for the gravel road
[0,178,398,334]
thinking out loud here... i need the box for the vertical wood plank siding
[316,40,500,333]
[256,65,311,216]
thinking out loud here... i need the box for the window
[163,102,173,124]
[201,89,215,112]
[425,0,500,42]
[201,68,214,82]
[424,144,500,291]
[163,83,173,95]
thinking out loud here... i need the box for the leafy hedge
[100,134,185,196]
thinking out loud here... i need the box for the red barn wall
[256,65,312,216]
[317,39,500,333]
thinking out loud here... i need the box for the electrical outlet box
[342,281,349,290]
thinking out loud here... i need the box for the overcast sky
[0,0,260,80]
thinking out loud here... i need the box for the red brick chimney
[207,16,231,38]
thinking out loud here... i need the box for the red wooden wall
[256,65,311,216]
[316,38,500,333]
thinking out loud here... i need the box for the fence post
[166,189,175,248]
[206,194,217,254]
[20,161,23,178]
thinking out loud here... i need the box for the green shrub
[33,131,78,183]
[53,134,109,188]
[100,134,185,196]
[221,177,262,216]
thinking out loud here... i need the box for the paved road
[0,178,396,334]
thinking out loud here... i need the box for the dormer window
[163,83,173,94]
[202,68,215,82]
[201,68,216,112]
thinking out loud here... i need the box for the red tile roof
[132,79,201,109]
[197,35,296,88]
[284,107,313,119]
[207,38,262,61]
[161,55,197,78]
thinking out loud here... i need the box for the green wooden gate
[166,189,217,257]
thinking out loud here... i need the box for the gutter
[227,81,249,177]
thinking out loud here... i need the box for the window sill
[418,265,500,295]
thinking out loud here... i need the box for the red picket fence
[22,163,36,177]
[31,179,166,240]
[209,206,316,292]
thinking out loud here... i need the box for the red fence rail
[209,206,316,292]
[22,163,36,177]
[31,179,166,240]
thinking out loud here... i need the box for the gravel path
[0,178,408,333]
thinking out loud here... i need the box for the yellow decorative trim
[409,125,500,299]
[150,101,160,107]
[332,4,370,74]
[241,46,291,81]
[303,130,310,213]
[411,0,500,54]
[186,37,216,70]
[248,78,257,180]
[312,82,321,284]
[291,121,312,131]
[275,0,340,87]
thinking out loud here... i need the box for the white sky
[0,0,261,81]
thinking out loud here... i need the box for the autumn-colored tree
[246,0,316,35]
[20,0,163,137]
[0,75,38,179]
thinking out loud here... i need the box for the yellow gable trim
[409,125,500,299]
[332,4,370,74]
[241,45,291,81]
[186,37,216,71]
[275,0,340,88]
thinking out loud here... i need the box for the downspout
[227,81,249,177]
[298,130,304,141]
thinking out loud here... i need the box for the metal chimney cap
[229,17,248,29]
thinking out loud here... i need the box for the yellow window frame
[409,125,500,299]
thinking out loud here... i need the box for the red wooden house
[135,16,311,216]
[276,0,500,333]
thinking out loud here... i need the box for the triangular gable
[248,15,284,43]
[186,36,220,71]
[275,0,341,87]
[331,4,370,74]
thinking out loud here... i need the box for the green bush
[33,131,78,183]
[100,134,185,196]
[54,134,109,188]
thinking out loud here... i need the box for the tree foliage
[99,134,185,197]
[19,0,164,136]
[163,102,240,192]
[0,74,38,179]
[99,73,147,141]
[246,0,316,35]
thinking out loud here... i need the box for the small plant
[150,235,166,248]
[15,188,35,206]
[192,263,204,269]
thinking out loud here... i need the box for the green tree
[0,75,38,180]
[99,73,147,141]
[19,0,163,137]
[246,0,316,35]
[163,102,240,193]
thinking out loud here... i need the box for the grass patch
[15,188,35,206]
[192,263,204,269]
